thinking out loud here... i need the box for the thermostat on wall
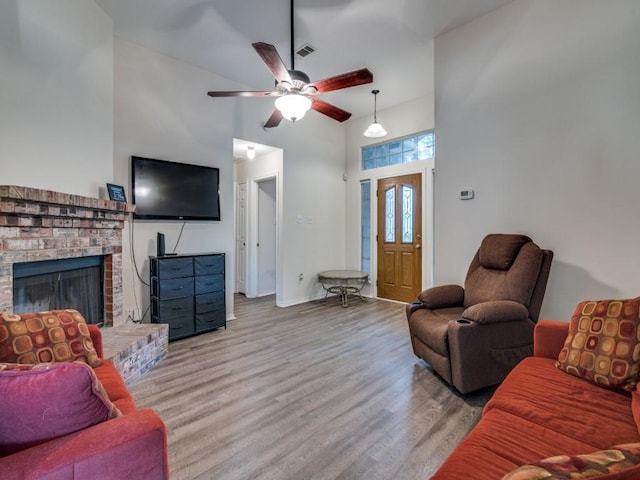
[460,189,474,200]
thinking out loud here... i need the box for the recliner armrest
[417,284,464,309]
[462,300,529,325]
[406,302,427,318]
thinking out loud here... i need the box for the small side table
[318,270,369,307]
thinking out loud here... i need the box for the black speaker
[157,232,165,257]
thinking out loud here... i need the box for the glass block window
[360,181,371,274]
[362,131,434,171]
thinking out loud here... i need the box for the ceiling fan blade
[308,68,373,94]
[252,42,293,84]
[311,98,352,122]
[264,109,284,129]
[207,91,273,97]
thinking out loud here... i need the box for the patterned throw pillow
[555,298,640,391]
[0,309,101,367]
[0,361,121,455]
[501,443,640,479]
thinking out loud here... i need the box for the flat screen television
[131,156,220,221]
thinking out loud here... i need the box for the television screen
[131,156,220,221]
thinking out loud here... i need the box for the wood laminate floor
[129,294,495,480]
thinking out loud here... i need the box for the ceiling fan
[207,0,373,128]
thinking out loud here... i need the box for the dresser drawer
[157,257,193,279]
[158,296,194,319]
[194,255,224,275]
[195,274,224,294]
[195,291,225,313]
[157,276,194,299]
[166,315,196,341]
[195,310,225,332]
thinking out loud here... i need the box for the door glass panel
[385,187,395,242]
[360,181,371,273]
[402,185,413,243]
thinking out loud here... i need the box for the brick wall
[0,185,134,326]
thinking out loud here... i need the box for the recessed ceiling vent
[296,44,316,58]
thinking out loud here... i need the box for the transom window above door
[362,131,434,171]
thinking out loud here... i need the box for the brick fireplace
[0,185,133,326]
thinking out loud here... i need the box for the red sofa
[431,319,640,479]
[0,325,169,480]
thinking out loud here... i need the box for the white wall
[0,0,113,196]
[113,38,237,321]
[434,0,640,319]
[345,94,436,295]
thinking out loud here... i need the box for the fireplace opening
[12,256,105,326]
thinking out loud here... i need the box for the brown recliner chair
[406,234,553,394]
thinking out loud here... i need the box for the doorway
[236,181,247,294]
[233,138,283,305]
[376,172,422,303]
[257,178,276,296]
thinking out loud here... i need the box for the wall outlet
[299,273,304,281]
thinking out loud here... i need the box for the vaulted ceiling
[96,0,514,119]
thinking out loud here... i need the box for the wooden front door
[377,173,422,302]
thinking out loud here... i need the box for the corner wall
[434,0,640,319]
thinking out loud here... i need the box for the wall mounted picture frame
[106,183,127,202]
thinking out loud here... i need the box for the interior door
[377,173,422,302]
[236,181,247,294]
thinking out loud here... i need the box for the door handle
[415,244,421,250]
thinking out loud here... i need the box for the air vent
[296,44,316,58]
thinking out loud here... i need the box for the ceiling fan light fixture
[363,89,387,138]
[275,94,312,122]
[246,146,256,160]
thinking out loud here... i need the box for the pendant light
[363,89,387,138]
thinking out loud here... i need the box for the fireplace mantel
[0,185,134,326]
